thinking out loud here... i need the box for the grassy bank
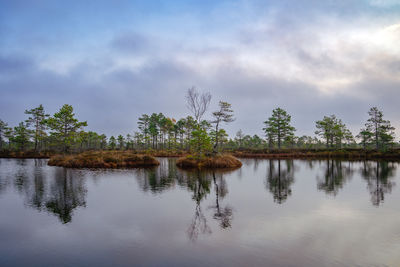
[48,151,160,168]
[232,148,400,160]
[176,154,242,169]
[0,150,54,159]
[3,148,400,161]
[0,149,187,159]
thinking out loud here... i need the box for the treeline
[0,104,99,153]
[260,107,396,151]
[0,88,397,154]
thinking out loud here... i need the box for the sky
[1,0,400,139]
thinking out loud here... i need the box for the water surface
[0,158,399,266]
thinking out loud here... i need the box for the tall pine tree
[263,108,295,149]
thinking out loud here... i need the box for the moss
[176,154,242,169]
[48,151,159,168]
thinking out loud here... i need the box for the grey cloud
[111,32,152,54]
[1,52,400,139]
[2,0,400,140]
[0,55,34,75]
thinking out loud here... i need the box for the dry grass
[48,151,160,168]
[176,154,242,169]
[0,150,53,159]
[233,149,400,160]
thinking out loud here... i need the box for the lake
[0,158,399,266]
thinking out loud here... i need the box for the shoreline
[232,150,400,160]
[2,149,400,161]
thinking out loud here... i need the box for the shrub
[48,151,159,168]
[176,154,242,169]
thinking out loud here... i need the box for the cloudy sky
[1,0,400,138]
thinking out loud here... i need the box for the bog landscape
[1,1,400,266]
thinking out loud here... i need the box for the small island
[48,151,160,168]
[176,154,242,169]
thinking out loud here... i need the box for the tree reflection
[360,161,396,206]
[14,162,30,194]
[133,158,235,239]
[266,159,294,204]
[134,159,177,193]
[29,166,46,209]
[0,172,6,194]
[209,172,233,229]
[45,168,87,223]
[0,159,13,194]
[253,159,260,172]
[317,160,353,196]
[4,159,87,224]
[183,170,212,241]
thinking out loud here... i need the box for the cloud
[369,0,400,7]
[0,54,34,75]
[1,0,400,139]
[111,32,153,54]
[1,49,398,139]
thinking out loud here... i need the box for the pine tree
[0,119,8,150]
[25,104,49,151]
[190,126,212,160]
[315,115,352,149]
[13,122,33,151]
[109,136,116,150]
[211,101,235,153]
[365,107,395,150]
[138,114,150,148]
[357,129,373,149]
[45,104,87,152]
[117,135,125,150]
[263,108,296,149]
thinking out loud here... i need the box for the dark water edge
[3,147,400,161]
[1,158,400,266]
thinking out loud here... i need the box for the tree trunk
[213,122,219,154]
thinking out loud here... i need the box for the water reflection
[45,168,87,223]
[360,161,397,206]
[131,159,235,240]
[182,169,235,241]
[265,159,295,204]
[209,172,233,229]
[2,158,400,266]
[1,158,399,228]
[30,163,46,209]
[185,170,212,241]
[317,160,354,196]
[0,159,87,224]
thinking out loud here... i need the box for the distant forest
[0,87,397,154]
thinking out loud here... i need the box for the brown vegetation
[0,150,54,159]
[232,148,400,160]
[47,151,160,168]
[4,148,400,161]
[176,154,242,169]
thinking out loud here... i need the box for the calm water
[1,158,400,266]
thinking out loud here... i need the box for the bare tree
[186,86,212,123]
